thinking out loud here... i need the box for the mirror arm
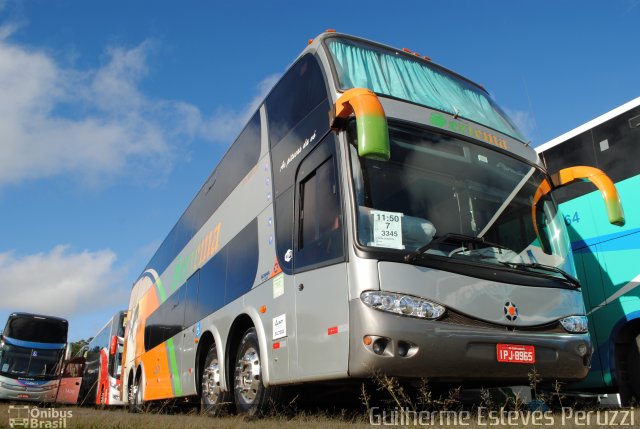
[330,88,390,161]
[551,166,625,226]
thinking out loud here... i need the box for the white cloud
[0,246,127,319]
[0,36,201,187]
[0,24,281,188]
[200,74,279,143]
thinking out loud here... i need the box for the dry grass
[1,372,637,429]
[2,403,639,429]
[0,403,370,429]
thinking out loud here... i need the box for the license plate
[17,394,30,399]
[496,343,535,364]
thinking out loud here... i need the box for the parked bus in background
[537,97,640,405]
[79,310,127,406]
[122,31,625,416]
[0,312,68,402]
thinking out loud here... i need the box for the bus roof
[8,312,68,324]
[307,31,490,96]
[536,96,640,153]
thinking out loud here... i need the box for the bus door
[56,357,85,404]
[293,136,349,379]
[179,270,200,395]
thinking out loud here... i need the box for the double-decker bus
[122,31,625,416]
[0,312,68,402]
[537,97,640,405]
[78,310,127,406]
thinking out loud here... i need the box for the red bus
[78,311,127,406]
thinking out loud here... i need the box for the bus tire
[97,386,105,409]
[201,341,232,416]
[628,334,640,402]
[129,372,145,413]
[126,375,135,413]
[233,328,280,416]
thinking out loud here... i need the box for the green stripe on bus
[155,276,167,303]
[166,338,182,396]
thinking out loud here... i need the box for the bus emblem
[504,302,518,321]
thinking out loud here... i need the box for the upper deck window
[266,54,328,148]
[326,38,525,142]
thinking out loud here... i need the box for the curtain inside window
[328,39,525,142]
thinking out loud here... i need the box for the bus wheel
[628,335,640,402]
[201,342,232,416]
[129,373,145,413]
[233,328,280,416]
[98,386,105,409]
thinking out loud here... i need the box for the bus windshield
[4,317,67,344]
[327,37,526,142]
[0,343,64,379]
[349,123,575,277]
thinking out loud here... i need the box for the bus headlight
[560,316,589,334]
[361,291,446,319]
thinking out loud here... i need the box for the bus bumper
[348,300,592,384]
[0,377,59,403]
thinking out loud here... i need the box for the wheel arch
[225,309,270,390]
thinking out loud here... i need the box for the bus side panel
[561,175,640,389]
[141,342,174,400]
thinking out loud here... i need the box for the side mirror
[330,88,390,161]
[549,166,625,226]
[109,335,117,356]
[532,165,625,242]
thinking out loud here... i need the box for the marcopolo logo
[8,406,73,429]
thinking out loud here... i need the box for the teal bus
[537,96,640,405]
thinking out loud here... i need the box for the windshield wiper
[404,233,512,263]
[500,262,580,289]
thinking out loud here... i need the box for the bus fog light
[361,291,445,319]
[560,316,589,334]
[372,338,388,355]
[397,341,409,357]
[576,343,588,357]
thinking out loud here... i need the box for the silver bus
[0,312,68,402]
[122,32,624,416]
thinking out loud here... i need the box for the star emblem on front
[504,301,518,321]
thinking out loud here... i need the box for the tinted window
[144,287,185,352]
[541,105,640,204]
[184,271,200,328]
[116,312,127,338]
[295,141,344,271]
[62,358,85,378]
[216,112,262,201]
[541,131,597,204]
[88,322,111,353]
[196,247,227,322]
[592,106,640,182]
[266,54,328,148]
[274,188,294,274]
[144,112,261,278]
[5,316,68,344]
[225,220,259,303]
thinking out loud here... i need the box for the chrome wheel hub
[203,359,223,403]
[237,347,260,403]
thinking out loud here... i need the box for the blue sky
[0,1,638,342]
